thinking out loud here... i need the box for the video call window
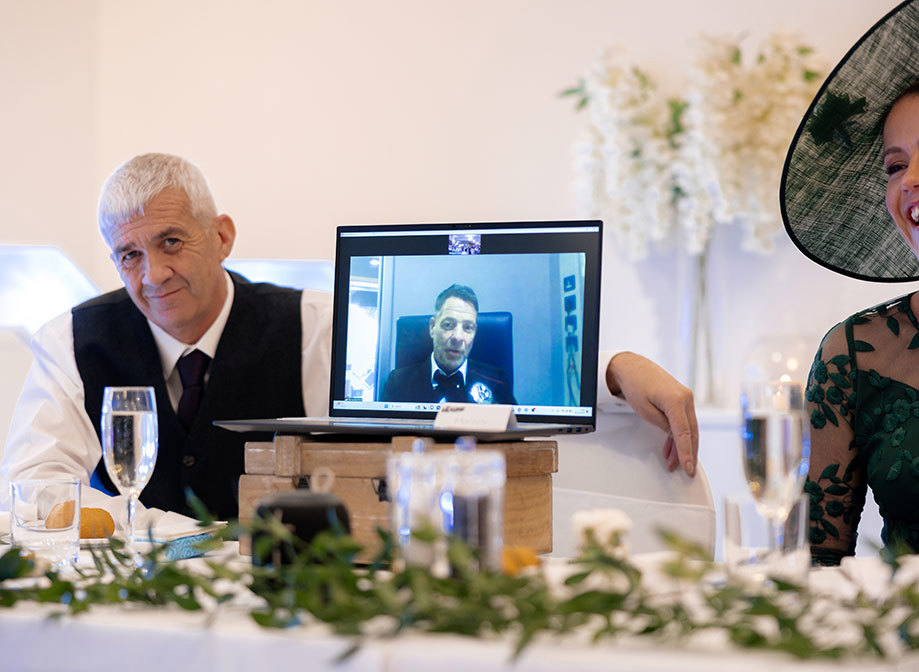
[331,223,600,420]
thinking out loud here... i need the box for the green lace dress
[806,292,919,565]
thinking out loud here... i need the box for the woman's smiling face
[883,93,919,259]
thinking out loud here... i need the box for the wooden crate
[238,435,558,558]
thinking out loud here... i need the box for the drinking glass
[101,386,158,564]
[386,439,506,573]
[10,478,81,568]
[440,448,506,571]
[724,494,810,585]
[388,450,441,567]
[739,380,810,553]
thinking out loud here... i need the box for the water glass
[724,493,810,586]
[101,386,158,565]
[740,379,809,550]
[9,478,81,568]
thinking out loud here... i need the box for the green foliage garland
[3,515,919,662]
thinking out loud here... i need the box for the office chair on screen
[394,311,514,388]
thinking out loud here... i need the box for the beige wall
[0,1,101,280]
[0,0,910,402]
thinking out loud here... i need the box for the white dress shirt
[0,271,333,524]
[149,272,236,412]
[429,353,469,388]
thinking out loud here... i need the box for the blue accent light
[439,490,454,532]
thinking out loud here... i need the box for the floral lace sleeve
[804,320,867,566]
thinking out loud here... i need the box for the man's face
[106,188,235,343]
[429,296,477,373]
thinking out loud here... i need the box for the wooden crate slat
[239,436,557,557]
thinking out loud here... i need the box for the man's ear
[429,316,436,338]
[214,214,236,262]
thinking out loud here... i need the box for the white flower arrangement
[571,507,633,558]
[572,51,674,260]
[570,34,823,258]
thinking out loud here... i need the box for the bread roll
[45,501,115,538]
[45,499,76,529]
[80,508,116,539]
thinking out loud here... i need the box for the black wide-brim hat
[782,0,919,281]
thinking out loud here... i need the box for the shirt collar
[148,271,235,378]
[430,353,468,386]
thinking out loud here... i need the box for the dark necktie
[176,349,211,430]
[433,370,465,403]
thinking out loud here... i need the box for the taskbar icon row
[333,400,592,416]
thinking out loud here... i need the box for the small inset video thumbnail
[448,233,481,255]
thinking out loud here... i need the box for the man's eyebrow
[155,226,185,240]
[112,226,185,255]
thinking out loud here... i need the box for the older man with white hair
[1,153,332,521]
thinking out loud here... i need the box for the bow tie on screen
[433,369,466,403]
[176,349,211,430]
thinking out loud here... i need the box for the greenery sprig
[4,512,919,663]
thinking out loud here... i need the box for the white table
[1,548,917,672]
[2,599,915,672]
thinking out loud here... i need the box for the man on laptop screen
[381,284,515,405]
[338,230,585,418]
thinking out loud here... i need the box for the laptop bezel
[329,220,603,427]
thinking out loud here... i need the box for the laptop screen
[329,221,602,426]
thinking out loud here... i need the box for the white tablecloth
[1,548,918,672]
[1,601,914,672]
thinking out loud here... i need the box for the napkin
[142,511,220,539]
[133,511,226,561]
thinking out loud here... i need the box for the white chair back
[552,355,716,558]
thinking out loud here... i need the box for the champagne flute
[101,386,158,565]
[740,380,810,553]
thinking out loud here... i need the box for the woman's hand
[605,352,698,476]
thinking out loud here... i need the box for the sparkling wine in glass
[101,386,158,564]
[740,380,810,552]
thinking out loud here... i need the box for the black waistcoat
[73,273,304,520]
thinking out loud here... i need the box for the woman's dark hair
[882,79,919,130]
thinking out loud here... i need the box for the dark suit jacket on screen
[381,359,516,405]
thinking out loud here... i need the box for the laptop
[217,220,603,440]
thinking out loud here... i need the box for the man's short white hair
[98,153,218,242]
